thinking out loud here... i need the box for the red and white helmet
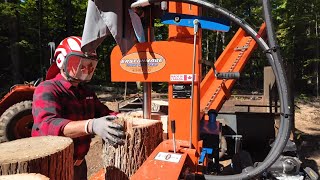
[46,36,98,82]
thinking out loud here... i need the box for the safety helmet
[46,36,98,82]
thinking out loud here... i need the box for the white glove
[89,115,125,146]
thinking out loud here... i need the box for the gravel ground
[86,136,103,178]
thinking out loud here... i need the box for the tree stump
[0,173,49,180]
[102,117,163,179]
[0,136,74,180]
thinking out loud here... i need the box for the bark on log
[0,136,74,180]
[102,117,163,180]
[0,173,49,180]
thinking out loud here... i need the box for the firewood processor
[109,0,319,179]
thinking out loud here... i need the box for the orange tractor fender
[0,84,35,116]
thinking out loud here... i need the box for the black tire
[0,100,33,143]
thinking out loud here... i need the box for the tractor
[0,42,55,143]
[0,82,37,142]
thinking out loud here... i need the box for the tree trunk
[0,136,74,180]
[102,118,163,179]
[0,173,49,180]
[8,16,21,84]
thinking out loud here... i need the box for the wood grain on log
[102,117,163,180]
[0,136,74,180]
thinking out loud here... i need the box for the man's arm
[62,120,89,138]
[32,82,125,143]
[32,81,73,136]
[32,81,93,138]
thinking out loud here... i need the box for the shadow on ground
[296,133,320,174]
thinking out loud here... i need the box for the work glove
[89,115,125,146]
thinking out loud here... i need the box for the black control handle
[216,72,240,79]
[171,120,176,133]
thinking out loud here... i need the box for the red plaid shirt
[32,73,115,160]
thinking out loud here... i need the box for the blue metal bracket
[161,13,230,32]
[198,148,213,164]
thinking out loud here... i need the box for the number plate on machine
[154,152,182,163]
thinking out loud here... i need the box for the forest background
[0,0,319,98]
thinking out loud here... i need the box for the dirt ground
[294,99,320,175]
[85,95,320,178]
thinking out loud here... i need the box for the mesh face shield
[64,52,98,82]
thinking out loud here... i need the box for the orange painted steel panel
[200,23,266,117]
[131,140,197,180]
[0,85,35,115]
[131,2,203,178]
[88,169,105,180]
[110,40,200,82]
[168,3,200,39]
[168,83,200,147]
[166,2,202,150]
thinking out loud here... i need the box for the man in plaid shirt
[32,36,125,180]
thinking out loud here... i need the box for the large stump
[102,117,163,179]
[0,136,74,180]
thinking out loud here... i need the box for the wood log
[102,117,163,180]
[0,173,49,180]
[0,136,74,180]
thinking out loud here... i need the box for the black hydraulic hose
[133,0,292,179]
[261,0,292,161]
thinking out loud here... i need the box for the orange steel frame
[108,2,266,179]
[200,23,266,118]
[111,3,203,179]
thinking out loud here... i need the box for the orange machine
[91,0,302,179]
[109,2,264,179]
[111,3,203,153]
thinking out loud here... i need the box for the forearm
[63,120,92,138]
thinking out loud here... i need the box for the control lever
[212,63,240,79]
[171,120,176,153]
[216,72,240,79]
[202,59,240,79]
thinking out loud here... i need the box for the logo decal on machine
[120,52,166,74]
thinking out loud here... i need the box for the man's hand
[89,115,125,146]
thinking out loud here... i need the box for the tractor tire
[0,100,33,143]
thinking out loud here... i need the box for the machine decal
[170,74,196,82]
[154,152,182,163]
[120,52,166,74]
[173,84,192,99]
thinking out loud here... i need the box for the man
[31,36,125,180]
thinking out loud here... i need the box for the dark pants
[74,159,87,180]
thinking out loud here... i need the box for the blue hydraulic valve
[199,148,213,164]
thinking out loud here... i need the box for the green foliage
[154,18,168,41]
[0,2,17,18]
[0,0,320,96]
[296,93,312,102]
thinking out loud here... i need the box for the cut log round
[0,136,74,180]
[102,117,163,180]
[0,173,49,180]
